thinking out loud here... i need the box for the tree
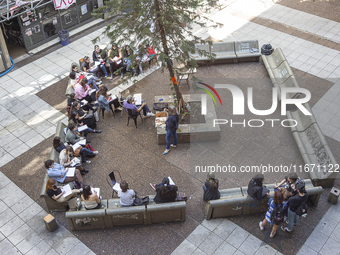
[93,0,221,108]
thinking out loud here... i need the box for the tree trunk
[154,0,183,107]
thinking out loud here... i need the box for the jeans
[80,147,95,163]
[287,207,299,231]
[136,100,150,116]
[87,78,99,91]
[77,127,95,137]
[99,64,108,76]
[166,129,177,150]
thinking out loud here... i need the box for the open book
[167,176,175,185]
[70,157,81,167]
[61,184,72,197]
[91,187,100,197]
[112,183,122,192]
[78,125,88,132]
[66,167,75,177]
[134,93,142,105]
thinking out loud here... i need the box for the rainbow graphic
[196,82,222,106]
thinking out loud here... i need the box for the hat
[207,172,215,179]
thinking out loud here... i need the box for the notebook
[134,93,142,105]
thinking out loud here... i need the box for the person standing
[259,190,287,238]
[281,180,308,233]
[163,105,179,155]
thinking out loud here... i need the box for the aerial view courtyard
[1,0,340,255]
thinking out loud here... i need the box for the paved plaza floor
[1,0,340,254]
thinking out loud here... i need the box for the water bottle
[77,198,80,210]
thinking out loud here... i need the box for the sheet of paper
[94,61,101,66]
[134,93,142,105]
[109,95,117,102]
[72,143,81,151]
[78,139,86,145]
[89,89,96,94]
[70,157,80,167]
[91,187,100,197]
[167,176,175,185]
[77,125,88,132]
[66,167,75,177]
[61,184,72,197]
[113,183,122,192]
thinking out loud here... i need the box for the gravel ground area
[2,58,339,254]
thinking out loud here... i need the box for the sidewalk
[0,172,94,255]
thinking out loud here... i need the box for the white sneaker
[259,221,264,231]
[170,144,176,148]
[93,151,98,155]
[97,81,102,85]
[146,112,155,117]
[85,160,91,164]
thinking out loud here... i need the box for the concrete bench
[40,122,69,212]
[66,200,108,231]
[205,179,323,220]
[65,196,186,230]
[287,108,338,188]
[191,40,260,65]
[235,40,261,62]
[105,198,146,227]
[211,42,237,64]
[262,48,300,99]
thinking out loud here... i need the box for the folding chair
[106,171,122,198]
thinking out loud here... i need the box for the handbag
[153,102,168,111]
[175,192,188,201]
[133,196,150,206]
[73,146,82,156]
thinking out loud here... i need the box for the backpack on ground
[270,203,285,225]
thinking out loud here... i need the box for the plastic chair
[127,108,143,128]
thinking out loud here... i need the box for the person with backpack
[247,174,270,200]
[203,172,220,202]
[281,180,308,233]
[259,190,287,238]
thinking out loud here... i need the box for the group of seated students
[70,43,157,83]
[44,46,160,209]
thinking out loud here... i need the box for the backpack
[261,44,274,55]
[295,200,308,216]
[270,203,285,225]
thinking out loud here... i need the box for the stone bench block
[262,48,286,69]
[145,201,186,224]
[272,61,295,84]
[66,201,108,231]
[235,40,261,62]
[287,104,316,132]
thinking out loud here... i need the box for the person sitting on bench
[247,174,269,200]
[118,181,135,207]
[153,177,178,204]
[44,159,84,188]
[46,178,80,202]
[203,172,220,202]
[81,185,101,210]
